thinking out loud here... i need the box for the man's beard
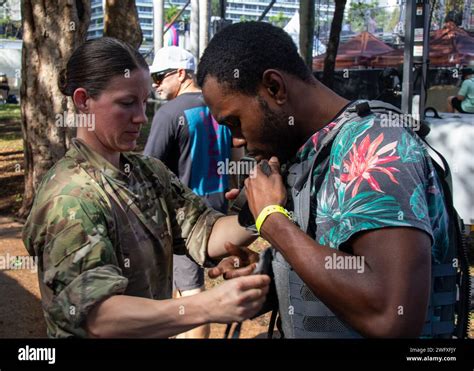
[257,96,300,163]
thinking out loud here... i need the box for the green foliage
[374,9,389,31]
[388,7,400,32]
[165,3,180,23]
[346,0,391,33]
[0,15,21,39]
[347,1,375,32]
[0,17,11,26]
[445,0,465,14]
[211,0,220,17]
[269,11,288,28]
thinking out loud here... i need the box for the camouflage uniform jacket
[23,138,223,338]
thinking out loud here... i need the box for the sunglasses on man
[151,69,178,85]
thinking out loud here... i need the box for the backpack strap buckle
[355,102,372,117]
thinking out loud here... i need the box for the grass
[0,104,21,121]
[0,104,24,216]
[0,103,23,215]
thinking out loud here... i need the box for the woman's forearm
[86,294,210,338]
[86,273,271,338]
[207,215,257,259]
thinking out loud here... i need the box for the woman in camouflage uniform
[22,37,269,338]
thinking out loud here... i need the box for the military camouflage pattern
[23,138,223,338]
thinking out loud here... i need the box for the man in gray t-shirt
[145,92,231,212]
[144,46,231,338]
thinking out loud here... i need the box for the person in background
[447,67,474,114]
[144,46,232,338]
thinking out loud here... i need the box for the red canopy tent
[371,22,474,68]
[429,22,474,66]
[370,49,403,68]
[313,32,394,70]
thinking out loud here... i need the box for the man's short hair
[461,67,474,78]
[197,21,313,95]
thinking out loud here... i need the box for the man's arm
[244,155,432,338]
[260,214,431,338]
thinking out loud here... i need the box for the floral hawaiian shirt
[293,102,452,265]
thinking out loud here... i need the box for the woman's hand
[203,274,270,323]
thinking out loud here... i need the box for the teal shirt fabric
[458,77,474,113]
[294,109,452,265]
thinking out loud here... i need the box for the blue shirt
[144,92,231,212]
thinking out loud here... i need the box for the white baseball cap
[150,46,196,74]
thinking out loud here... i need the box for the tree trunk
[104,0,142,48]
[322,0,347,89]
[299,0,315,68]
[19,0,91,218]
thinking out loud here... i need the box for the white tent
[0,45,21,92]
[283,10,326,56]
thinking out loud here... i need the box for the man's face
[202,76,298,163]
[152,69,180,100]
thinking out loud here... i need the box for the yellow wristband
[255,205,290,235]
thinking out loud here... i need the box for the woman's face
[86,68,151,153]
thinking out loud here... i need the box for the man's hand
[208,241,259,279]
[225,188,240,200]
[244,156,287,219]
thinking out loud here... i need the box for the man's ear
[72,88,91,114]
[261,69,286,105]
[177,68,188,83]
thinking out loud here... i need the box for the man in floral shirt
[303,107,450,267]
[197,22,455,338]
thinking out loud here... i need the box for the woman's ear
[72,88,90,113]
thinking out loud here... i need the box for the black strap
[224,322,242,339]
[267,309,278,339]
